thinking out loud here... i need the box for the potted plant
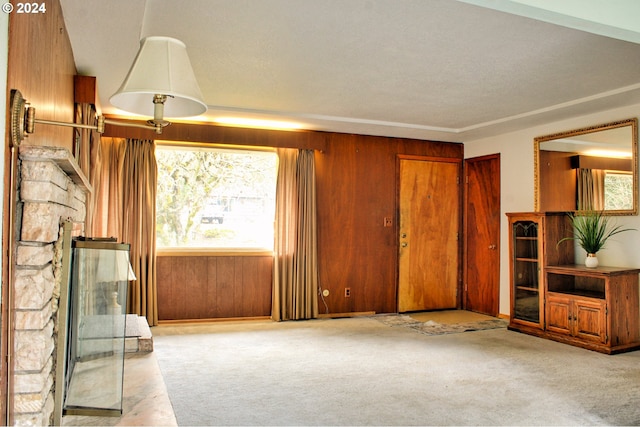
[558,210,636,268]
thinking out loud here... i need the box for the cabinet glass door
[513,221,540,323]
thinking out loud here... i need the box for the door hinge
[456,176,460,184]
[465,175,469,184]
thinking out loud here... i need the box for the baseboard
[157,312,379,325]
[318,311,376,319]
[157,316,271,326]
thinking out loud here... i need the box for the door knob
[488,244,497,250]
[401,242,408,248]
[401,233,407,239]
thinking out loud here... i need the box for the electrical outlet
[384,217,393,227]
[345,288,351,297]
[322,289,330,297]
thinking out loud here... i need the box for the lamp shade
[110,36,207,118]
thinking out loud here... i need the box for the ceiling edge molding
[460,82,640,132]
[204,105,461,134]
[205,82,640,138]
[457,0,640,44]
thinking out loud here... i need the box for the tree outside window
[155,145,277,249]
[604,171,633,211]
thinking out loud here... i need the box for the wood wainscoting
[157,253,273,321]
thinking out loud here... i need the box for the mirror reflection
[535,118,638,215]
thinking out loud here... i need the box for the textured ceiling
[59,0,640,142]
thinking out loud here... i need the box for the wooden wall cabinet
[507,212,640,354]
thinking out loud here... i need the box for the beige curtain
[91,137,159,326]
[272,149,318,321]
[92,137,124,238]
[577,168,605,211]
[85,123,102,234]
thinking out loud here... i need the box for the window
[155,144,277,250]
[604,171,633,210]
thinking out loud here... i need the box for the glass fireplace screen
[60,237,133,417]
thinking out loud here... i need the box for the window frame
[155,141,278,256]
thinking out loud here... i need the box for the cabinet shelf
[547,270,606,300]
[515,258,538,263]
[548,289,604,300]
[516,285,539,293]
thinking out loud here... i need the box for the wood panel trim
[74,75,98,106]
[398,154,463,163]
[103,118,328,150]
[157,249,273,257]
[570,155,633,172]
[464,153,500,163]
[103,117,464,156]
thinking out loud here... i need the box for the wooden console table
[544,265,640,354]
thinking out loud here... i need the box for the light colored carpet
[153,315,640,426]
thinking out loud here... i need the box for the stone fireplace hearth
[12,146,89,426]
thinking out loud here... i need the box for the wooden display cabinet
[507,212,640,354]
[506,212,574,332]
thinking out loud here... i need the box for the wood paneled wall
[103,119,327,151]
[151,126,462,320]
[316,134,462,315]
[157,255,272,320]
[7,0,76,151]
[4,2,76,423]
[539,150,577,212]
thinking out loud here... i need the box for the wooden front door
[398,157,460,312]
[464,154,500,316]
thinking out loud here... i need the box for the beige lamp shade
[94,249,137,282]
[110,36,207,118]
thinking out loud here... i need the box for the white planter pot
[585,253,599,268]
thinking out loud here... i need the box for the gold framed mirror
[534,118,638,216]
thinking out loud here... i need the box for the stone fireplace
[12,145,89,426]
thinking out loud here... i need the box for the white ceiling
[59,0,640,142]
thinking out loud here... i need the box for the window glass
[604,171,633,211]
[156,145,277,250]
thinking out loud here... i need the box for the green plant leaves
[557,210,636,254]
